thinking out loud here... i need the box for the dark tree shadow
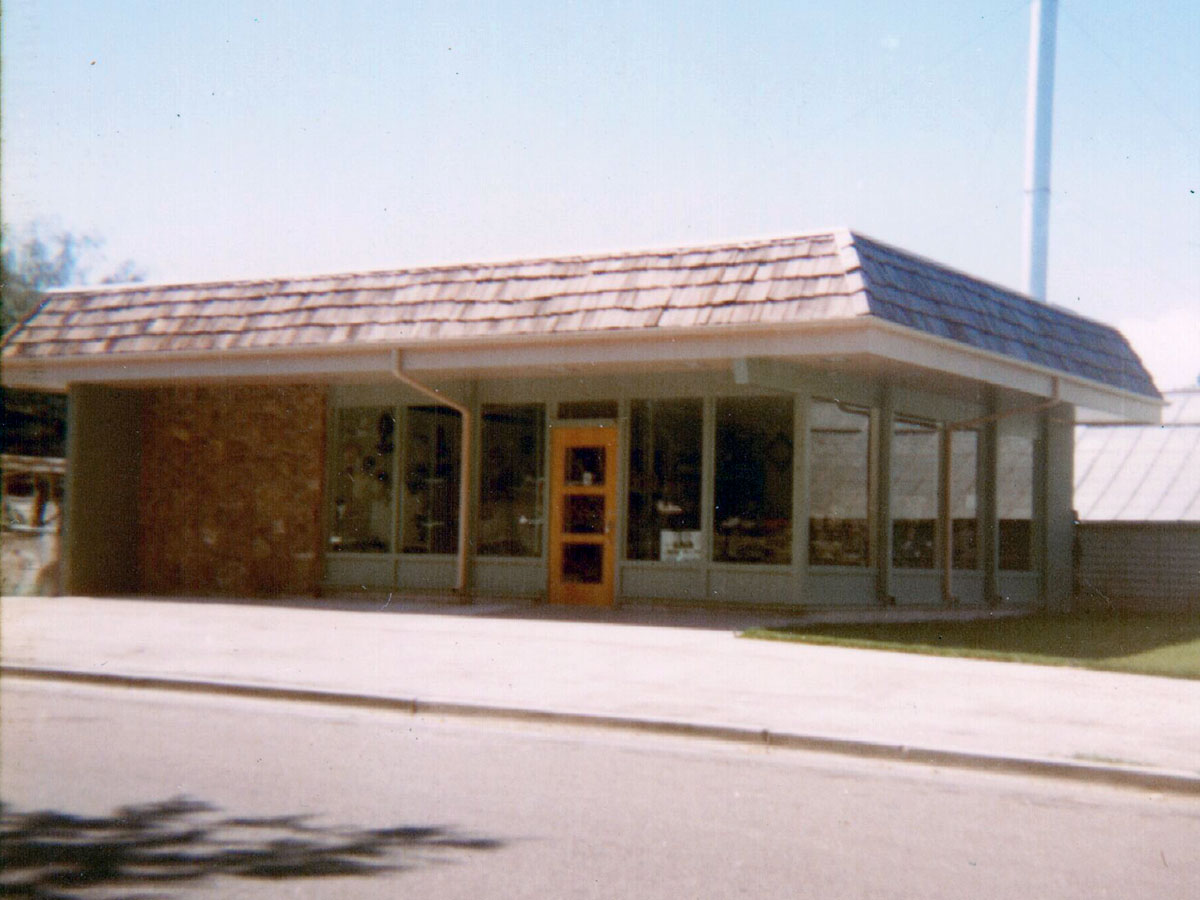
[0,796,503,899]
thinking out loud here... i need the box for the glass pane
[565,446,605,486]
[479,405,545,557]
[329,407,395,553]
[891,418,938,569]
[562,543,603,583]
[565,495,605,534]
[400,406,461,554]
[627,399,703,562]
[808,400,870,567]
[998,433,1034,570]
[951,430,979,569]
[558,400,618,420]
[714,397,793,564]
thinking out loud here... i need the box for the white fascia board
[0,347,398,389]
[1,316,1161,423]
[398,326,831,373]
[863,320,1162,424]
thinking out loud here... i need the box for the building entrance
[547,426,617,605]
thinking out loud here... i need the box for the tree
[1,223,144,335]
[2,224,145,459]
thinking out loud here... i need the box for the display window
[627,399,703,562]
[400,406,462,554]
[891,418,938,569]
[478,404,546,557]
[950,429,980,569]
[808,400,871,567]
[998,433,1034,570]
[713,396,793,565]
[329,407,396,553]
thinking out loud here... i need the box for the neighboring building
[1074,387,1200,612]
[1,388,67,595]
[0,230,1160,609]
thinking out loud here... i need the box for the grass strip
[743,612,1200,680]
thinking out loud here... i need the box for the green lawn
[743,612,1200,680]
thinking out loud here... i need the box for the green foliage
[1,222,144,335]
[744,612,1200,680]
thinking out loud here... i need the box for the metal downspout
[391,349,472,599]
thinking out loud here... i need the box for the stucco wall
[138,385,325,596]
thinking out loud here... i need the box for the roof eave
[0,315,1161,423]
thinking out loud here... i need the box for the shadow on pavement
[0,796,503,898]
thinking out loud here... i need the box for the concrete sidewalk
[3,594,1198,792]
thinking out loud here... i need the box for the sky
[3,0,1198,388]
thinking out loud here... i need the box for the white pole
[1021,0,1059,302]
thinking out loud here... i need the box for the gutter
[390,349,472,599]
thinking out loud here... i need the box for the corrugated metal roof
[1,229,1157,398]
[1075,390,1200,522]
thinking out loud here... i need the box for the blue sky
[3,0,1197,387]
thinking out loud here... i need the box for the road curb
[6,664,1199,797]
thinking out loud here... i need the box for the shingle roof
[1,229,1157,398]
[1075,389,1200,522]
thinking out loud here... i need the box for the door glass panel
[566,447,606,486]
[565,495,605,534]
[562,544,604,583]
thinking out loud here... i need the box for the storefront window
[714,396,793,564]
[998,433,1034,570]
[400,406,461,554]
[950,430,979,569]
[891,418,938,569]
[478,404,545,557]
[329,407,395,553]
[627,399,703,562]
[808,400,870,566]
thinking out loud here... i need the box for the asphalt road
[3,679,1197,899]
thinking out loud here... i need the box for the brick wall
[138,385,325,596]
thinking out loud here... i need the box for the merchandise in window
[950,429,979,569]
[478,405,546,557]
[329,407,395,553]
[714,396,793,564]
[998,433,1034,570]
[627,399,703,562]
[400,406,461,554]
[808,400,871,566]
[891,418,938,569]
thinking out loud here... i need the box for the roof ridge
[42,230,848,298]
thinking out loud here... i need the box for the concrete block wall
[137,385,325,596]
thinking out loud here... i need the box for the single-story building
[1074,387,1200,612]
[0,229,1160,609]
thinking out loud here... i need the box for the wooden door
[548,426,618,606]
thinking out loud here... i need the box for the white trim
[1,316,1159,423]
